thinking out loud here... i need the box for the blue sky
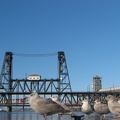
[0,0,120,91]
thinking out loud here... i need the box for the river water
[0,111,117,120]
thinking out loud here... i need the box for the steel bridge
[0,51,120,112]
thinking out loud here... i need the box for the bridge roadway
[0,91,120,107]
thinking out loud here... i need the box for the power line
[13,52,57,57]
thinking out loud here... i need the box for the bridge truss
[0,51,120,112]
[0,51,72,111]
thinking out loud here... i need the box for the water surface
[0,111,116,120]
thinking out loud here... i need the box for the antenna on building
[25,73,27,79]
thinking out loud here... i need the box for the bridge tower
[0,52,13,111]
[0,51,72,111]
[58,51,72,92]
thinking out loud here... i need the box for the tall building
[91,75,102,92]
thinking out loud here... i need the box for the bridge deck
[0,91,120,107]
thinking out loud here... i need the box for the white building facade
[27,74,41,80]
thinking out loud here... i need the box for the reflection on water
[0,111,72,120]
[0,111,115,120]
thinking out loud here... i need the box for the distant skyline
[0,0,120,91]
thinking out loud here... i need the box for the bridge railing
[0,91,120,107]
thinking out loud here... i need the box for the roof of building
[28,74,40,76]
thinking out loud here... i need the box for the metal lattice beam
[58,51,72,92]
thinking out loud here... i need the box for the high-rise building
[91,75,102,92]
